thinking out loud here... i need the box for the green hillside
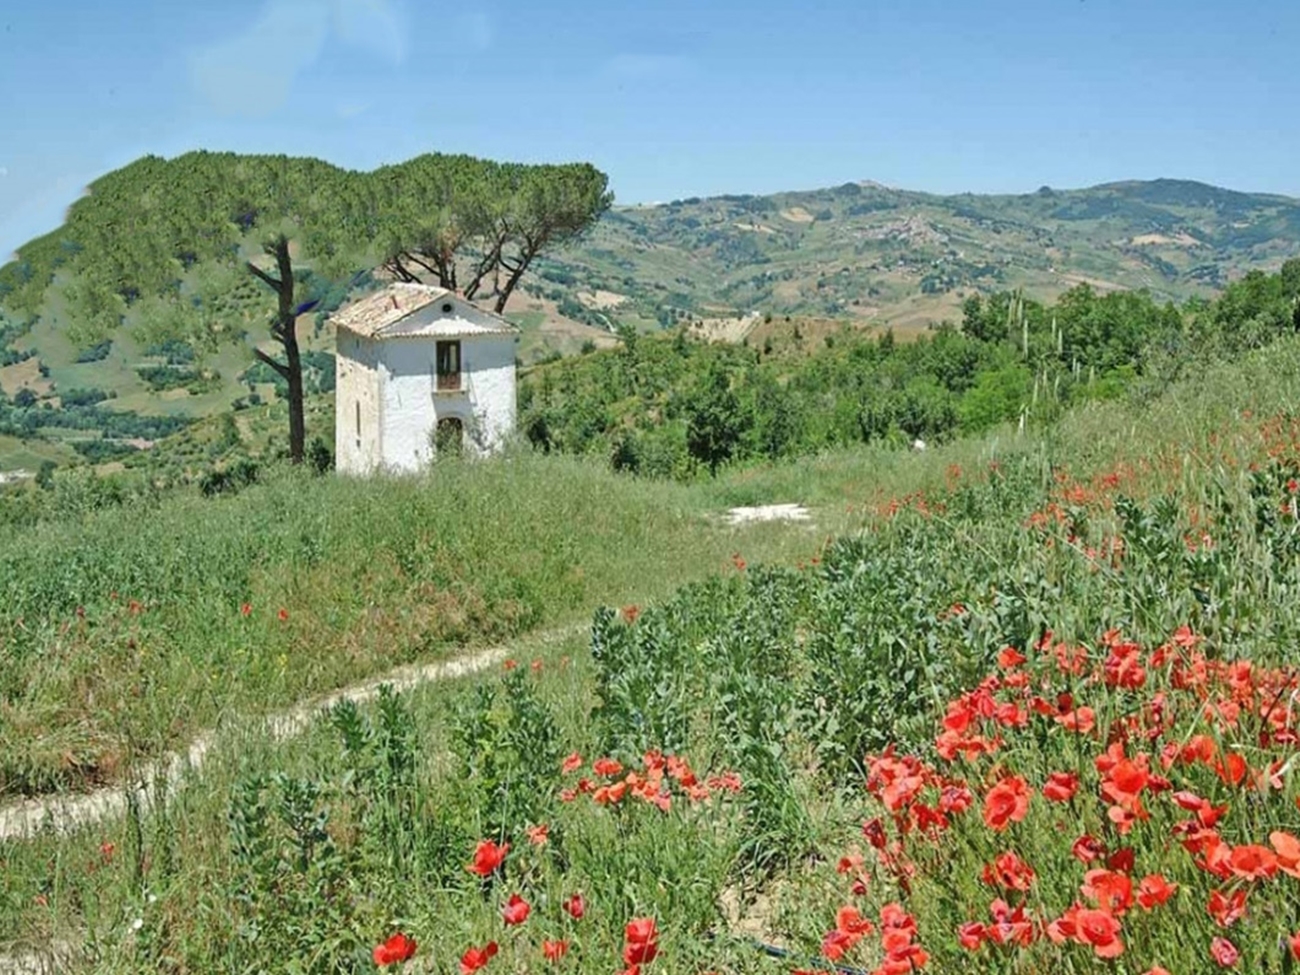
[2,162,1298,476]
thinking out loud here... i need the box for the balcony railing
[436,372,461,392]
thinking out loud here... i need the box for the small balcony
[436,371,462,393]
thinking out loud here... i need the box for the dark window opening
[436,340,461,391]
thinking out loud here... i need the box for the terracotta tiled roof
[331,283,518,339]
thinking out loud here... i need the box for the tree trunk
[272,237,306,465]
[493,236,544,314]
[248,235,306,464]
[282,325,305,463]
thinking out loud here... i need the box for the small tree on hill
[686,360,747,474]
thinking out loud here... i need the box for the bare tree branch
[253,346,291,378]
[385,255,419,282]
[245,261,281,291]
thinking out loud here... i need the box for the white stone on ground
[726,503,811,524]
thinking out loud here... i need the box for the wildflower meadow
[2,341,1300,973]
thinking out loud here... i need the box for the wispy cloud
[333,0,407,63]
[189,0,408,117]
[603,54,692,81]
[336,98,371,119]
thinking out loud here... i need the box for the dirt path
[0,624,583,972]
[0,623,587,843]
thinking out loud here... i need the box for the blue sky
[1,0,1298,260]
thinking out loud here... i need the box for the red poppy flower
[987,898,1033,946]
[460,941,499,975]
[1106,847,1135,874]
[878,903,917,939]
[1100,758,1149,808]
[1056,706,1096,734]
[277,607,288,622]
[1207,888,1247,927]
[561,752,583,774]
[1136,874,1177,909]
[981,852,1035,891]
[502,893,531,925]
[593,781,627,804]
[1082,869,1133,913]
[1270,830,1300,878]
[240,602,252,616]
[593,757,624,777]
[707,770,743,793]
[835,905,873,937]
[1228,843,1278,880]
[1072,835,1105,864]
[982,776,1030,831]
[821,929,856,961]
[1045,903,1080,944]
[467,839,509,877]
[1288,931,1300,961]
[526,823,549,846]
[1042,771,1079,802]
[1075,908,1124,959]
[957,921,987,950]
[879,947,928,974]
[542,940,568,962]
[997,647,1026,669]
[622,917,659,966]
[862,818,887,849]
[1215,753,1247,786]
[374,932,418,966]
[563,893,585,920]
[1210,936,1239,967]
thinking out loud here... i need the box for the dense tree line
[0,393,190,441]
[521,262,1300,479]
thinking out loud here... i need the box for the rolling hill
[541,178,1300,332]
[1,170,1298,473]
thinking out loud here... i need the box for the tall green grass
[0,450,826,798]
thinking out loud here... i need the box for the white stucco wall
[334,331,383,474]
[458,335,517,453]
[374,334,517,472]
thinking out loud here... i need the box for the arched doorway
[435,416,464,455]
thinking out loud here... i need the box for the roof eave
[373,327,521,340]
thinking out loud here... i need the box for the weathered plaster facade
[333,284,519,474]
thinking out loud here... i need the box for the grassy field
[3,338,1300,972]
[0,448,841,800]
